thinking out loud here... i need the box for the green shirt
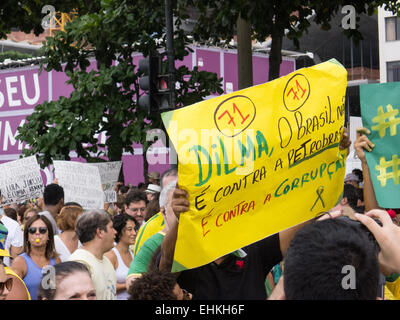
[127,231,165,278]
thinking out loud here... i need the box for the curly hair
[112,213,138,243]
[128,271,178,300]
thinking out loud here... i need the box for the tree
[16,0,223,183]
[183,0,400,80]
[0,0,100,39]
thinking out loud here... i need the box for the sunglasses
[0,278,13,295]
[28,227,48,234]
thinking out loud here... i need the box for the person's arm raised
[159,187,189,272]
[355,209,400,276]
[354,127,380,211]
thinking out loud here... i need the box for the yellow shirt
[386,277,400,300]
[133,212,164,256]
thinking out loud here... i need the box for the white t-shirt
[68,248,117,300]
[54,235,82,262]
[0,214,23,266]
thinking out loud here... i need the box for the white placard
[0,156,44,206]
[89,161,122,203]
[53,161,104,210]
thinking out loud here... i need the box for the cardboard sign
[162,59,348,271]
[53,161,104,210]
[360,82,400,208]
[0,156,44,205]
[90,161,122,203]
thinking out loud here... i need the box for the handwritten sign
[360,82,400,208]
[0,156,44,205]
[53,161,104,210]
[162,59,348,272]
[89,161,122,203]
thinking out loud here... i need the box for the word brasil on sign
[360,82,400,208]
[162,59,348,271]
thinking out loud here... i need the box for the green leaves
[16,0,223,170]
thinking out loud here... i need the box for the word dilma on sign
[189,130,271,187]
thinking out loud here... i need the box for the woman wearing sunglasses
[11,215,61,300]
[0,260,13,300]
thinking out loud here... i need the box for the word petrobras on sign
[162,59,348,271]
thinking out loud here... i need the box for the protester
[4,208,18,222]
[21,207,40,231]
[0,259,12,300]
[124,190,148,227]
[352,168,363,187]
[104,213,138,300]
[158,186,312,299]
[128,270,191,300]
[0,200,24,267]
[148,171,160,186]
[0,222,31,300]
[283,217,381,299]
[145,198,160,222]
[145,184,161,202]
[133,168,178,256]
[54,205,83,262]
[331,184,361,213]
[37,261,97,300]
[68,209,117,300]
[344,172,360,188]
[117,185,130,196]
[11,215,60,300]
[126,181,177,289]
[39,184,65,235]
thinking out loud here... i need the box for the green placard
[360,82,400,208]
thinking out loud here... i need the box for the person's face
[146,192,155,202]
[102,221,116,252]
[24,211,37,224]
[0,265,12,300]
[28,219,49,247]
[53,271,97,300]
[161,176,177,189]
[120,220,137,245]
[345,180,359,188]
[125,201,146,225]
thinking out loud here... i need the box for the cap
[145,184,161,194]
[148,171,160,180]
[0,223,10,257]
[344,173,359,183]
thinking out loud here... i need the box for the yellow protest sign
[162,59,348,272]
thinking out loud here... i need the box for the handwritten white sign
[0,156,44,206]
[53,161,104,209]
[90,161,122,203]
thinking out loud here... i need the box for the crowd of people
[1,128,400,300]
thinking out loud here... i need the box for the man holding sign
[158,60,351,299]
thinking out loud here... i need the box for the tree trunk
[142,142,149,185]
[237,13,253,90]
[268,26,283,81]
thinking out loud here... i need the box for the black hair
[284,218,380,300]
[37,261,91,300]
[125,190,148,207]
[128,270,178,300]
[343,184,360,210]
[112,213,138,243]
[43,184,64,206]
[119,186,130,195]
[352,168,363,183]
[4,208,18,222]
